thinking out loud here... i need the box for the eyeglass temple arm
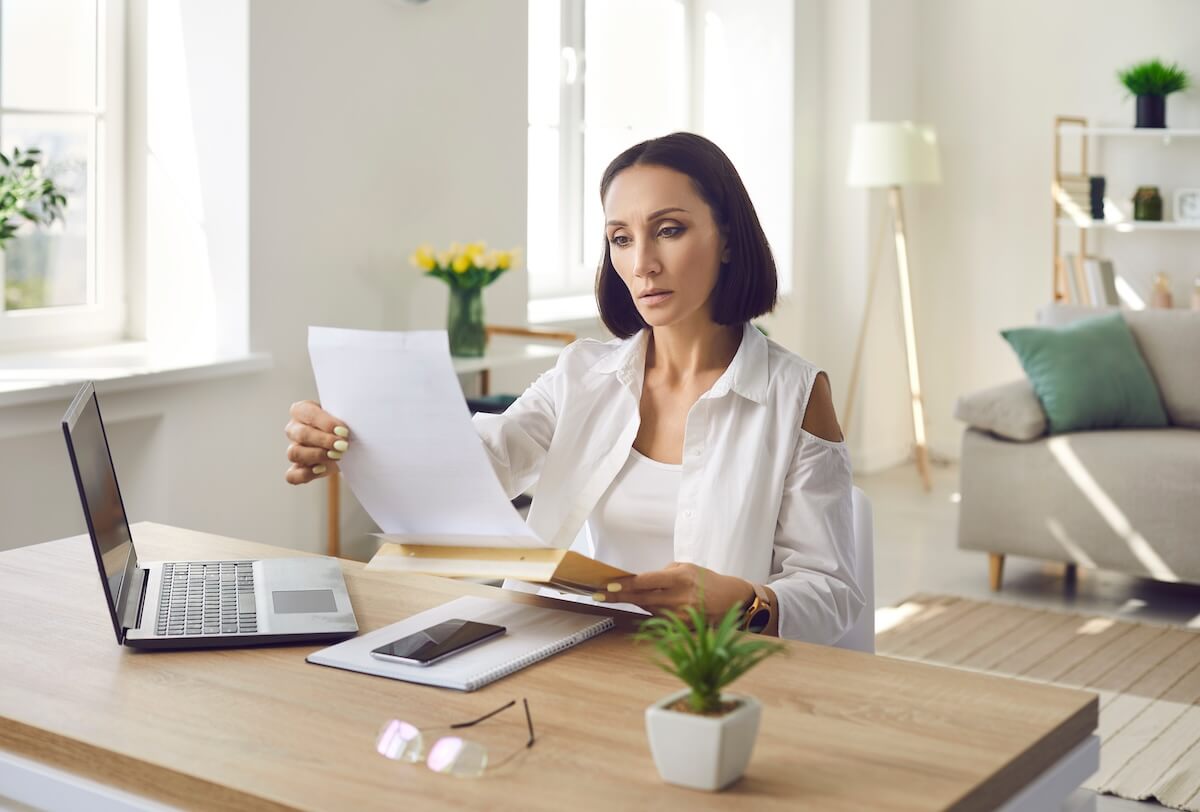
[523,698,535,748]
[450,699,516,729]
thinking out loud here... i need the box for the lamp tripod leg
[888,186,932,493]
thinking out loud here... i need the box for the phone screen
[370,619,505,664]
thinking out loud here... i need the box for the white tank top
[585,447,681,573]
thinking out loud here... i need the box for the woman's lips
[640,291,673,306]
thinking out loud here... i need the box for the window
[0,0,124,348]
[526,0,793,305]
[527,0,689,302]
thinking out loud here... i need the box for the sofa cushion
[953,379,1047,441]
[1002,312,1168,434]
[1038,305,1200,429]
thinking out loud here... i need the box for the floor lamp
[844,121,942,492]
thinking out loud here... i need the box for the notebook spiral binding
[466,615,615,691]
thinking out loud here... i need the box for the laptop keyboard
[157,562,259,637]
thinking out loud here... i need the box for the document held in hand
[307,327,631,594]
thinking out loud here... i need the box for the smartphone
[369,619,506,666]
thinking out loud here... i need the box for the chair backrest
[833,486,875,654]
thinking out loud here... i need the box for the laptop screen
[62,384,136,633]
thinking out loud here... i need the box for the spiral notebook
[305,595,614,691]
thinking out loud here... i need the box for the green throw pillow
[1001,312,1168,434]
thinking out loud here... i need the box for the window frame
[0,0,125,351]
[529,0,698,302]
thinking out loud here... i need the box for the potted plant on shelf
[1117,58,1191,129]
[635,601,785,791]
[408,241,520,357]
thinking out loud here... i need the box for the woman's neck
[646,318,743,386]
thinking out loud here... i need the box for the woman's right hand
[284,400,351,485]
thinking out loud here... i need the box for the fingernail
[312,464,327,475]
[333,439,349,452]
[327,450,343,460]
[607,583,622,593]
[333,426,350,438]
[591,593,606,602]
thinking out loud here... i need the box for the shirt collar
[592,322,768,405]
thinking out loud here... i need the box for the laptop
[62,381,359,650]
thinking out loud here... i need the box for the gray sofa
[955,305,1200,590]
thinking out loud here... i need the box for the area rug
[876,593,1200,811]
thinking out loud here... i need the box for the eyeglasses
[375,699,535,778]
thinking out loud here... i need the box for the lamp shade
[846,121,942,188]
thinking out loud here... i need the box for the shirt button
[683,510,694,518]
[691,446,703,457]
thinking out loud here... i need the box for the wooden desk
[1,524,1098,811]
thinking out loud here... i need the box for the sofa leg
[988,554,1005,592]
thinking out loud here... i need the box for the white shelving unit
[1052,115,1200,303]
[1056,217,1200,232]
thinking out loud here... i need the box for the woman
[284,132,862,643]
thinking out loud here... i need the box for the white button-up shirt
[471,321,864,643]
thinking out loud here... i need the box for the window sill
[527,294,600,330]
[0,342,272,408]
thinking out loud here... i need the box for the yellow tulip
[412,244,436,271]
[436,250,453,268]
[496,250,512,271]
[482,251,499,271]
[452,253,471,273]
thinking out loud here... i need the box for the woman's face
[603,164,729,331]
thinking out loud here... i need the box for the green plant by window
[0,146,67,250]
[1117,59,1191,97]
[633,601,785,715]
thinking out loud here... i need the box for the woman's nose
[633,243,660,277]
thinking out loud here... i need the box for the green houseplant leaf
[1117,59,1191,97]
[633,599,785,715]
[0,145,68,251]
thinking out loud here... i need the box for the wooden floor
[857,459,1200,812]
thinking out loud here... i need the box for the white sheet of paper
[307,327,546,547]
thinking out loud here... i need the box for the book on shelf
[1083,257,1120,306]
[1063,252,1089,305]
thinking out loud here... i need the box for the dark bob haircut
[595,131,778,339]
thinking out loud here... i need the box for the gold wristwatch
[739,583,774,634]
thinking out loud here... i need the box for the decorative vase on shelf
[447,285,486,358]
[1133,186,1163,221]
[1151,272,1174,309]
[1135,95,1167,128]
[408,241,521,359]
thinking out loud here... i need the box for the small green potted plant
[1117,58,1191,129]
[634,601,784,791]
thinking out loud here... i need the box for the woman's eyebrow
[606,207,689,227]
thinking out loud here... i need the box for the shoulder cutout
[801,372,845,443]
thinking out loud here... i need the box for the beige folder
[367,543,633,595]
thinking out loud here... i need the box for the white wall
[2,0,530,558]
[910,0,1200,457]
[8,1,1200,556]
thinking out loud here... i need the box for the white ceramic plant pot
[644,689,762,791]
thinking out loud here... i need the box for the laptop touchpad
[272,589,338,614]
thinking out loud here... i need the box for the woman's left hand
[603,562,755,624]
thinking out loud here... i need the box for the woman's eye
[609,227,681,247]
[659,226,682,238]
[611,235,629,247]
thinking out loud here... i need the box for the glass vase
[447,285,486,357]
